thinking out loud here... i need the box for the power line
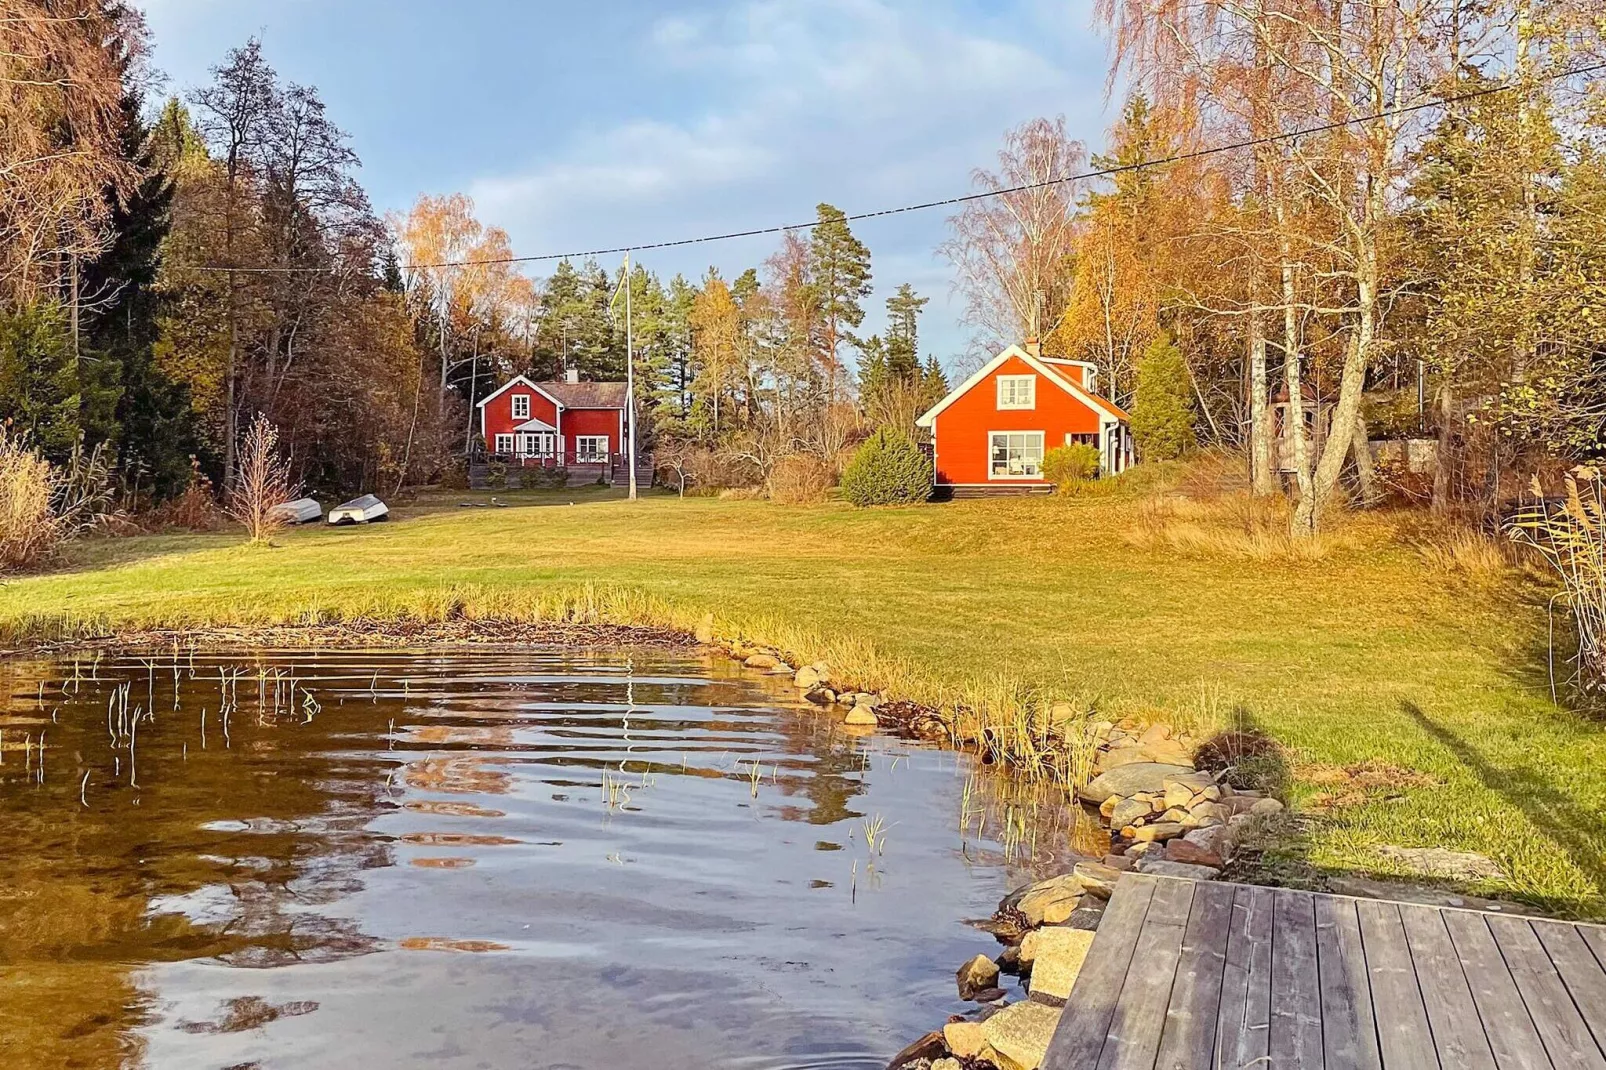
[203,59,1606,276]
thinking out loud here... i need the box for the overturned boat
[270,497,323,525]
[327,494,390,525]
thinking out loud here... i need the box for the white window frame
[574,435,609,463]
[494,433,515,455]
[988,431,1045,479]
[511,394,531,420]
[516,431,556,458]
[996,375,1036,410]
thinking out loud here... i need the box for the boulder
[744,652,780,669]
[1250,797,1285,817]
[804,687,835,706]
[997,945,1022,974]
[957,953,1002,1000]
[1182,824,1232,860]
[1025,928,1097,1001]
[1064,901,1107,931]
[1080,763,1196,805]
[1162,771,1217,794]
[1140,740,1196,766]
[983,1000,1062,1070]
[1139,722,1172,745]
[1185,801,1230,827]
[1099,745,1149,770]
[1071,861,1124,898]
[1102,854,1135,871]
[1160,807,1190,824]
[844,705,879,727]
[1125,841,1163,859]
[887,1030,946,1070]
[1165,837,1224,868]
[1376,845,1504,881]
[1015,874,1085,927]
[1135,857,1222,880]
[1109,797,1152,831]
[794,665,825,690]
[1164,782,1196,810]
[1098,795,1120,819]
[943,1021,988,1061]
[1132,822,1185,843]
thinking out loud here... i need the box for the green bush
[840,428,933,506]
[1042,443,1102,491]
[1131,331,1197,461]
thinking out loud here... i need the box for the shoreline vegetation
[7,481,1606,919]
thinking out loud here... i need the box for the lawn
[8,483,1605,915]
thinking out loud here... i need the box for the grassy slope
[8,486,1604,914]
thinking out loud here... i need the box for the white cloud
[467,0,1107,361]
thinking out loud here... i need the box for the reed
[1510,467,1606,701]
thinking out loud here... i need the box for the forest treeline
[2,0,1604,533]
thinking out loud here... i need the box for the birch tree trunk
[1249,307,1275,494]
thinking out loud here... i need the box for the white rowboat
[327,494,390,525]
[270,497,323,525]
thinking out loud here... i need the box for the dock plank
[1400,903,1498,1069]
[1271,889,1324,1069]
[1097,877,1195,1070]
[1490,916,1606,1070]
[1534,920,1606,1059]
[1153,880,1234,1070]
[1316,895,1382,1070]
[1441,910,1552,1070]
[1042,874,1158,1070]
[1357,898,1440,1070]
[1215,884,1274,1070]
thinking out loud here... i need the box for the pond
[0,647,1098,1069]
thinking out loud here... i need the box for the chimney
[565,367,580,384]
[1025,336,1041,359]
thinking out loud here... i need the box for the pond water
[0,648,1098,1070]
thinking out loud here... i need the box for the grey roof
[535,380,628,410]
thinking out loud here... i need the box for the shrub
[0,427,61,572]
[840,428,932,507]
[1042,443,1102,492]
[768,453,836,504]
[1131,331,1197,461]
[228,415,299,545]
[1509,466,1606,700]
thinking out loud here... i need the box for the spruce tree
[1130,331,1196,461]
[808,203,871,402]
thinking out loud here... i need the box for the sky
[137,0,1117,370]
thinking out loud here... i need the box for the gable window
[989,431,1044,478]
[511,394,531,419]
[997,375,1036,410]
[494,433,515,455]
[575,435,608,462]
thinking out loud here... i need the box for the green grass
[8,484,1606,915]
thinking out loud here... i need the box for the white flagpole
[625,250,638,501]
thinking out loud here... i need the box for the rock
[933,1060,962,1070]
[1064,902,1106,931]
[1135,858,1222,880]
[794,665,824,690]
[844,705,879,727]
[1250,797,1285,817]
[943,1020,988,1060]
[1101,854,1135,871]
[1162,771,1217,793]
[1198,784,1223,802]
[1125,841,1163,859]
[1139,722,1172,745]
[1025,928,1097,1001]
[887,1030,946,1069]
[856,693,883,709]
[1045,701,1080,725]
[744,652,780,669]
[958,953,1002,1000]
[1072,861,1124,898]
[1183,825,1232,860]
[997,945,1022,974]
[983,1000,1062,1070]
[1325,876,1540,914]
[1160,807,1190,824]
[969,987,1008,1004]
[694,614,715,643]
[1099,745,1150,770]
[1377,845,1505,881]
[1081,763,1197,805]
[804,687,834,705]
[1165,838,1224,868]
[768,663,795,675]
[1186,801,1230,827]
[1164,782,1196,810]
[1098,795,1120,819]
[1140,740,1196,766]
[1133,822,1185,843]
[1109,797,1152,831]
[1015,874,1085,927]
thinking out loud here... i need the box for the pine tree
[883,282,927,381]
[808,203,871,402]
[1130,331,1196,461]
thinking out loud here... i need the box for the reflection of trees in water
[958,764,1110,880]
[0,653,398,1066]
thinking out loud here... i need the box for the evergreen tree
[883,282,927,381]
[808,203,871,401]
[1130,331,1196,461]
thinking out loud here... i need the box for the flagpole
[625,250,638,501]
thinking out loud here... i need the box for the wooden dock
[1044,873,1606,1070]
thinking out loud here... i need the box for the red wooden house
[915,343,1132,494]
[477,370,630,472]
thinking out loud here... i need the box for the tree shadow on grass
[1402,699,1606,910]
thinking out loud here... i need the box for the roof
[475,375,630,411]
[532,380,628,410]
[915,344,1129,428]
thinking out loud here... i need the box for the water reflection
[0,648,1088,1069]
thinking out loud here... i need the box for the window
[990,431,1044,478]
[516,431,555,457]
[511,394,530,419]
[494,433,514,455]
[1065,433,1098,448]
[575,435,608,462]
[997,375,1036,410]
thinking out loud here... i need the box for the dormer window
[997,375,1036,410]
[511,394,530,419]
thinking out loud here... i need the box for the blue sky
[139,0,1115,368]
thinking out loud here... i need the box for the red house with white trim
[915,343,1132,494]
[477,371,631,469]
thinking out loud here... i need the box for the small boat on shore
[270,497,323,525]
[327,494,390,525]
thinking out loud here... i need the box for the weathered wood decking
[1044,873,1606,1070]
